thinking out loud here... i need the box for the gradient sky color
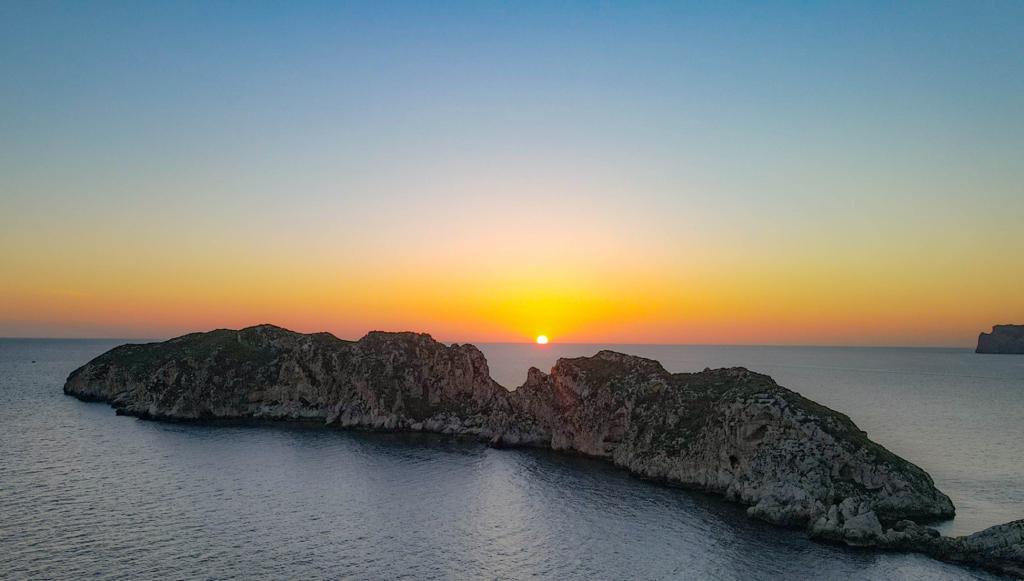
[2,1,1022,345]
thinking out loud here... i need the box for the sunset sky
[2,2,1022,345]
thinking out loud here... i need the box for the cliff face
[65,325,543,440]
[977,324,1024,354]
[514,351,953,529]
[64,325,1023,577]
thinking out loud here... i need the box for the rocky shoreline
[65,324,1023,577]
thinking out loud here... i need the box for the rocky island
[65,324,1023,577]
[977,324,1024,354]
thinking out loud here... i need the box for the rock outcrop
[65,325,542,440]
[813,517,1024,578]
[514,351,953,528]
[65,324,1022,577]
[977,324,1024,354]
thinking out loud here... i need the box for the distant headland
[65,324,1024,577]
[977,325,1024,354]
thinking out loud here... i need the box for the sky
[1,1,1022,345]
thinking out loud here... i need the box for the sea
[1,338,1021,580]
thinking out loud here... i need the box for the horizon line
[0,335,977,350]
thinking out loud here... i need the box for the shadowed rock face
[64,325,1022,577]
[64,325,539,439]
[514,351,953,527]
[977,324,1024,354]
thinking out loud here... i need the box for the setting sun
[536,335,549,345]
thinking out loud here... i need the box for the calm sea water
[1,339,1021,580]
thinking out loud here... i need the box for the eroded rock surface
[65,325,1022,577]
[65,325,541,440]
[813,518,1024,578]
[977,324,1024,354]
[512,351,953,529]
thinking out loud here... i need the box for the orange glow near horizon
[0,187,1021,346]
[1,237,1019,347]
[2,130,1022,347]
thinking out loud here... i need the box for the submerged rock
[977,324,1024,354]
[64,324,1021,577]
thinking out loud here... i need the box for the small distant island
[977,325,1024,354]
[65,325,1024,577]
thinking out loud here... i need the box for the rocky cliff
[977,324,1024,354]
[65,324,1023,577]
[514,351,952,527]
[65,325,542,440]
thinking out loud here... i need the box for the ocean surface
[1,339,1021,580]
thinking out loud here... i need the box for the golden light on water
[536,335,549,345]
